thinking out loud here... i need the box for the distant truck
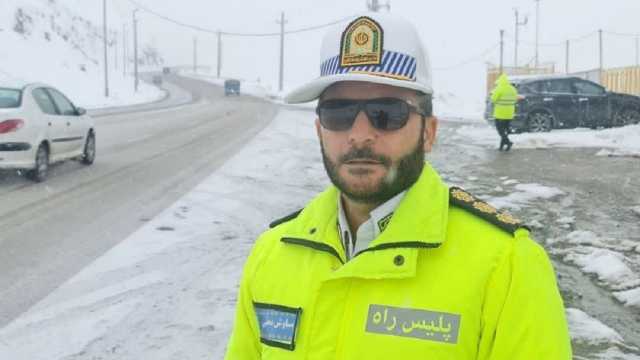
[224,79,241,96]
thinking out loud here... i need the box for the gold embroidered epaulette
[449,186,528,235]
[269,208,303,229]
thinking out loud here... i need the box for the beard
[321,132,426,205]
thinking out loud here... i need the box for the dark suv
[485,75,640,132]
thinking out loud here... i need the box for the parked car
[224,79,241,96]
[0,81,96,182]
[485,75,640,132]
[162,67,171,74]
[152,74,163,86]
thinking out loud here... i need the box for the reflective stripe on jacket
[224,163,572,360]
[491,74,518,120]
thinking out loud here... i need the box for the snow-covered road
[1,103,639,359]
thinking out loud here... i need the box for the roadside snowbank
[1,108,636,359]
[456,123,640,157]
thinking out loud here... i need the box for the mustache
[339,147,391,167]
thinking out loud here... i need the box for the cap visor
[284,73,432,104]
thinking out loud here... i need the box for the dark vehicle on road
[224,79,240,96]
[162,67,171,74]
[485,75,640,132]
[152,75,163,86]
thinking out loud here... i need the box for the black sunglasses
[316,97,425,131]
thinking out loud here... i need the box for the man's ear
[423,116,438,153]
[315,118,322,141]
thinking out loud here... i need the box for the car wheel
[613,108,640,127]
[527,112,553,132]
[81,132,96,165]
[27,144,49,182]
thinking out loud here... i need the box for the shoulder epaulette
[449,186,529,235]
[269,208,303,229]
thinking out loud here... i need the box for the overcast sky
[66,0,640,103]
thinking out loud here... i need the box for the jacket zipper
[353,241,441,258]
[282,238,441,262]
[281,237,345,264]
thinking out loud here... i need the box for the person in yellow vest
[490,74,518,151]
[224,13,571,360]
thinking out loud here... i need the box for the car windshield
[0,87,22,108]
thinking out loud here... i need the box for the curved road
[0,75,278,326]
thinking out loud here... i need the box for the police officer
[491,73,518,151]
[225,13,571,359]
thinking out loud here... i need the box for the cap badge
[340,16,384,67]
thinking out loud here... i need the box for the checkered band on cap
[320,50,417,81]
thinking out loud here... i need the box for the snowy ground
[0,0,165,109]
[181,72,277,100]
[0,108,325,360]
[433,91,485,122]
[1,104,639,358]
[456,123,640,158]
[454,122,640,332]
[182,71,487,118]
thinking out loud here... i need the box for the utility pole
[636,35,640,66]
[133,9,139,92]
[565,40,570,74]
[534,0,540,68]
[277,12,287,92]
[367,0,390,12]
[499,29,505,74]
[193,37,198,73]
[123,24,127,76]
[599,29,603,82]
[114,34,118,71]
[103,0,109,97]
[217,31,222,78]
[514,9,527,69]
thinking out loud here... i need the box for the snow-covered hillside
[433,91,485,122]
[0,0,164,108]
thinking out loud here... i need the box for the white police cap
[285,12,433,104]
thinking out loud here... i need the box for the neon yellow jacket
[224,164,572,359]
[491,74,518,120]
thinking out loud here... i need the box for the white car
[0,81,95,182]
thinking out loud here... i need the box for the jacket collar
[280,163,449,279]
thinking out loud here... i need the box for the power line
[125,0,238,35]
[564,30,599,43]
[126,0,351,37]
[504,33,564,47]
[504,30,597,47]
[604,30,640,38]
[432,43,500,71]
[222,15,354,37]
[281,16,354,35]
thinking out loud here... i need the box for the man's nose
[348,110,377,145]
